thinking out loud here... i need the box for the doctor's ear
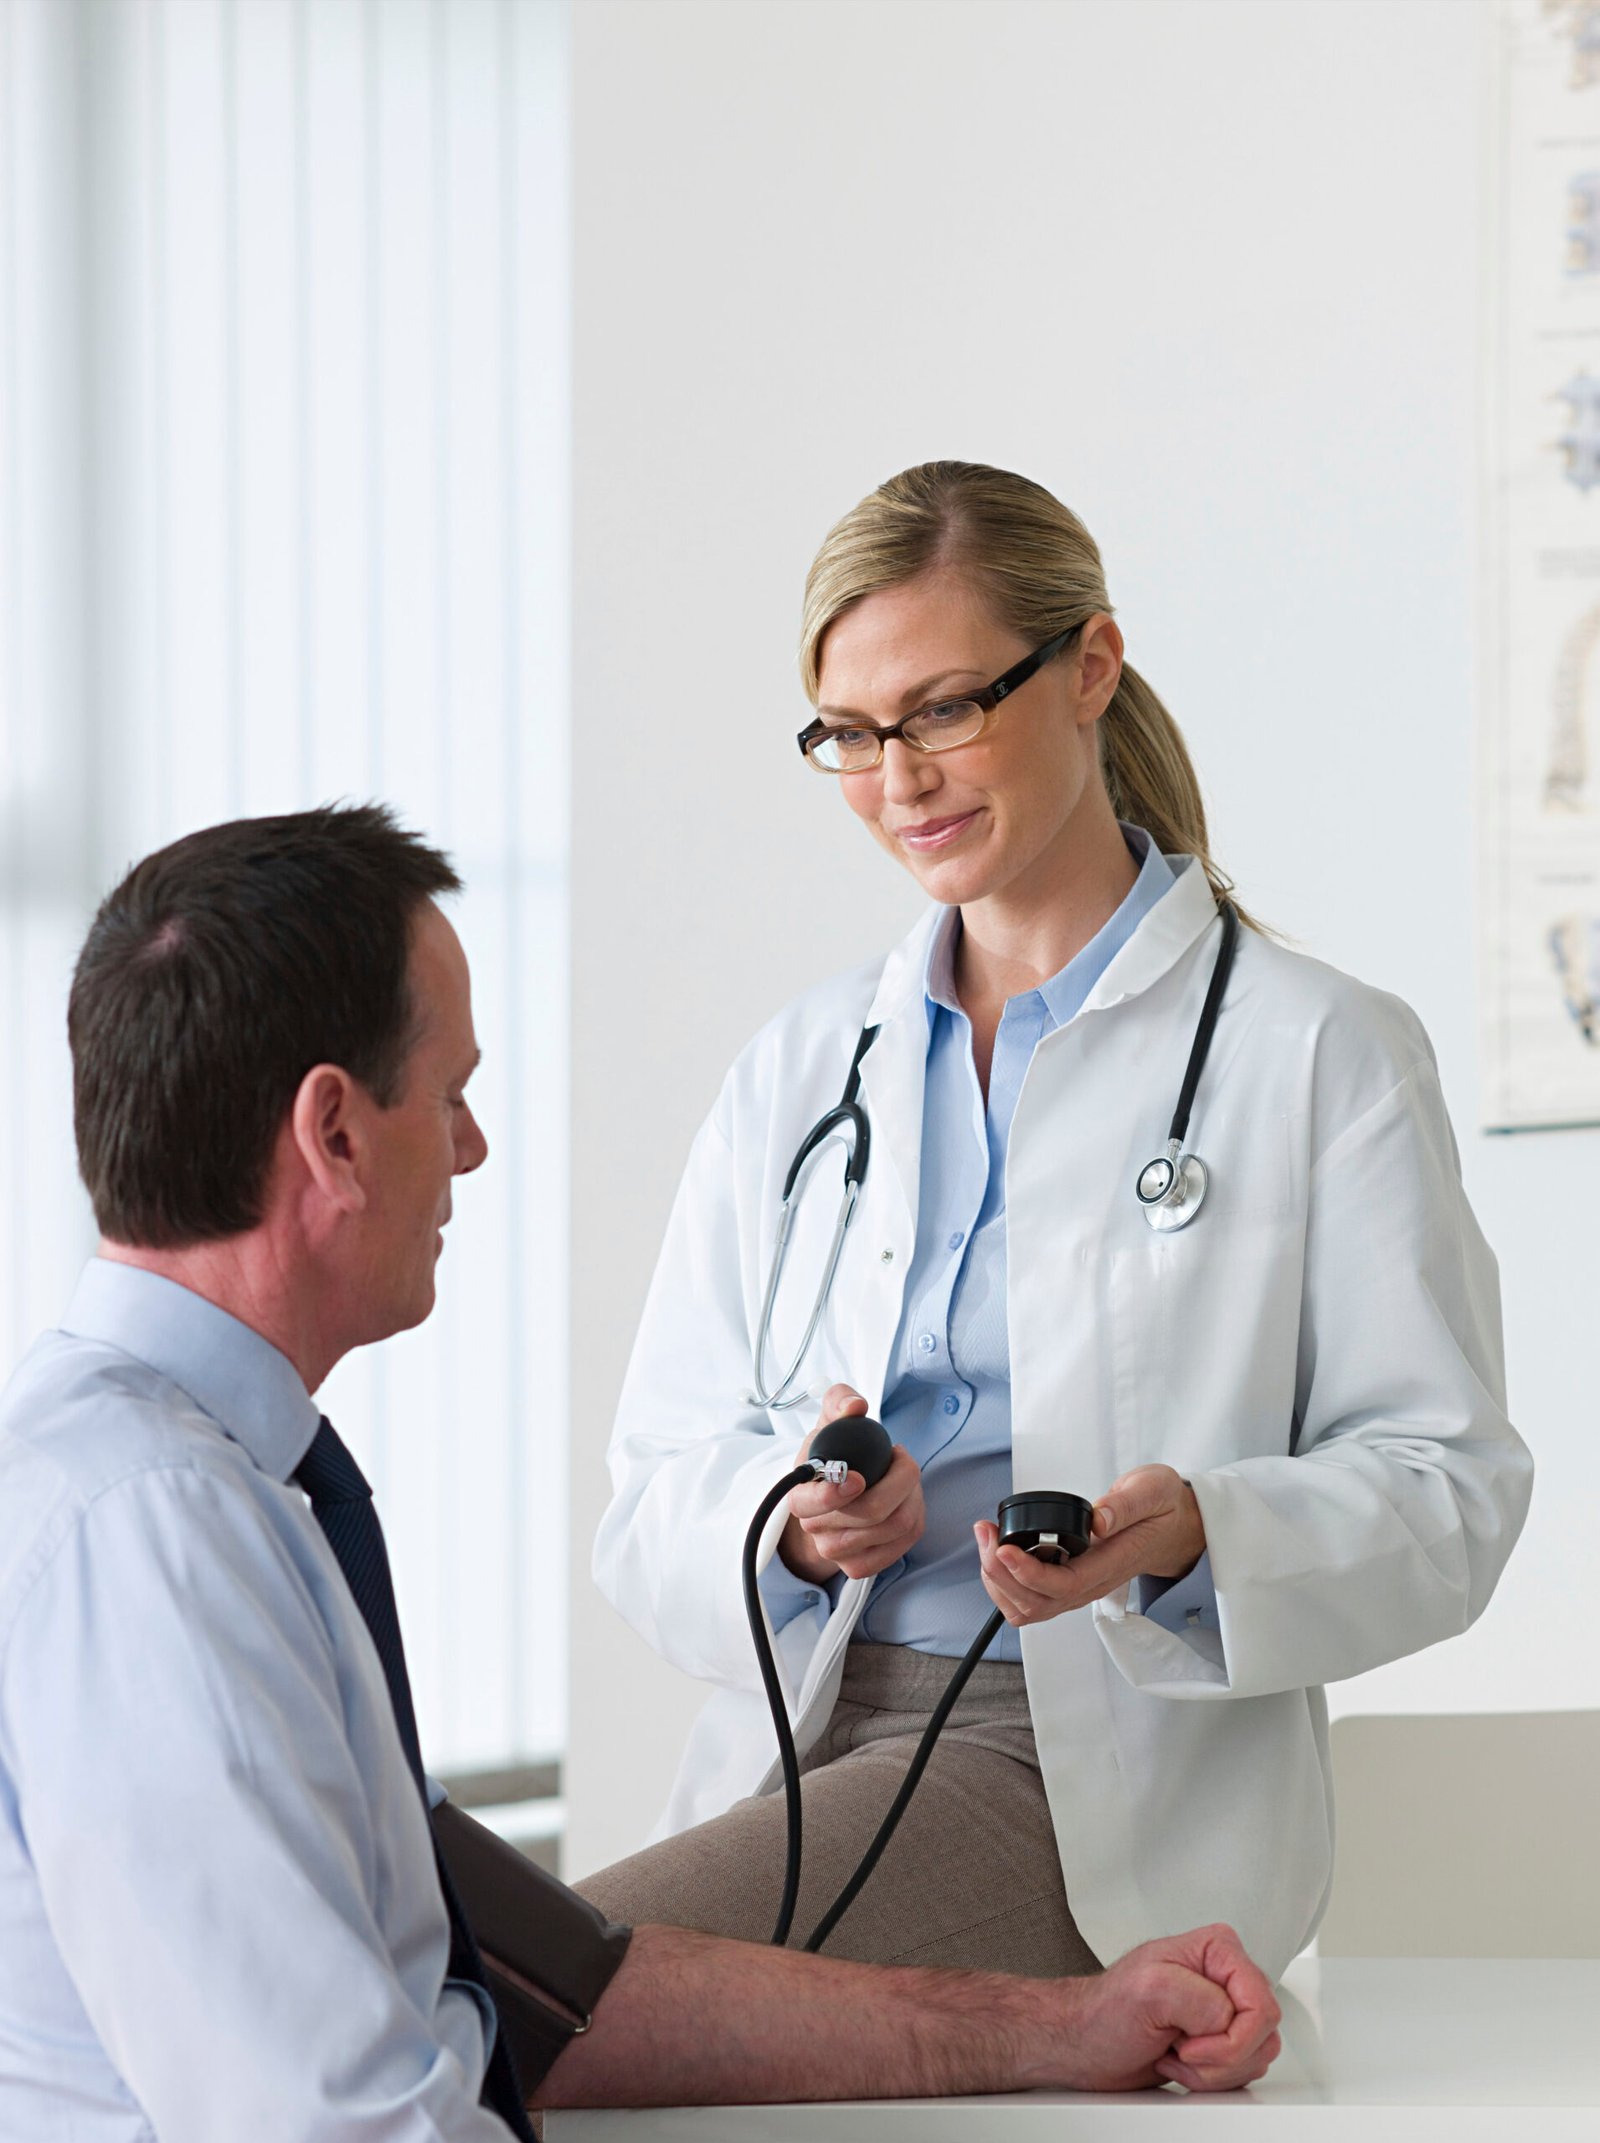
[289,1063,371,1218]
[1071,613,1124,727]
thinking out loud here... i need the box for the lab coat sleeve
[593,1101,822,1700]
[1097,1054,1533,1699]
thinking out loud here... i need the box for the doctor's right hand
[779,1385,926,1585]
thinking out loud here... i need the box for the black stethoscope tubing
[1132,899,1240,1222]
[779,1023,877,1202]
[1166,898,1239,1155]
[747,1026,878,1410]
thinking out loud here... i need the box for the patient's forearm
[534,1921,1050,2108]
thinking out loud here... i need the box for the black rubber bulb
[809,1413,893,1490]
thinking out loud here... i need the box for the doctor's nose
[879,736,940,806]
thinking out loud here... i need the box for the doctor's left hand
[975,1465,1207,1627]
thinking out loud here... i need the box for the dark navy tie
[297,1416,536,2141]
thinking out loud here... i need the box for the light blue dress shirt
[768,828,1219,1658]
[0,1259,508,2142]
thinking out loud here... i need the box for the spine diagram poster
[1483,0,1600,1128]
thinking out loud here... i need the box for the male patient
[0,806,1279,2137]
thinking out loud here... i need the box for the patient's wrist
[1006,1973,1095,2093]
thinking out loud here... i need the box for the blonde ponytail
[801,461,1257,929]
[1100,664,1241,917]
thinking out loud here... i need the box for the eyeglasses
[796,625,1081,774]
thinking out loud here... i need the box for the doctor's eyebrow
[815,667,991,722]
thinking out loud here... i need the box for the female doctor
[584,461,1533,1983]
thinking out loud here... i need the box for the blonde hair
[801,460,1252,926]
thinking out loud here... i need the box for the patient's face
[361,901,488,1336]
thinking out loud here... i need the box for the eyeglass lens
[807,698,985,771]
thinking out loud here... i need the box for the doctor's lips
[894,810,980,851]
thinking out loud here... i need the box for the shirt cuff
[439,1976,498,2076]
[1132,1549,1220,1635]
[758,1552,831,1636]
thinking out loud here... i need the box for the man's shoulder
[0,1331,262,1623]
[0,1325,234,1485]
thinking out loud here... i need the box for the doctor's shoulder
[1228,926,1455,1159]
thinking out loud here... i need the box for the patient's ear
[290,1064,369,1217]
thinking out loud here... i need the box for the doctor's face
[812,571,1122,913]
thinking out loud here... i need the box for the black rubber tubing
[801,1603,1005,1953]
[741,1464,820,1947]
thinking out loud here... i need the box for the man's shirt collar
[60,1258,321,1483]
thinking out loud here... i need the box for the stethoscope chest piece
[1131,899,1238,1235]
[1136,1141,1209,1232]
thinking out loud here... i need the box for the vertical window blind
[0,0,569,1777]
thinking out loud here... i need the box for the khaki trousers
[576,1641,1100,1976]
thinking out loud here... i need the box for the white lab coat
[594,856,1532,1979]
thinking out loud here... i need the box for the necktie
[297,1417,537,2141]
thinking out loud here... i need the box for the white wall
[567,0,1592,1879]
[2,0,571,1774]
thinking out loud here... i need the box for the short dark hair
[69,803,462,1248]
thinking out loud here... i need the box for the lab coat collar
[863,907,945,1029]
[856,923,938,1245]
[862,851,1217,1034]
[1078,853,1219,1013]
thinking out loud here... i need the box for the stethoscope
[1133,898,1239,1231]
[747,900,1241,1411]
[749,1025,878,1409]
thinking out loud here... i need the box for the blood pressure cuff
[432,1800,632,2094]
